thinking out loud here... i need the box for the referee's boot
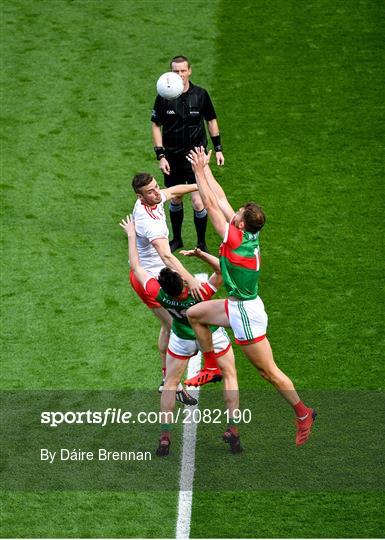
[169,238,184,253]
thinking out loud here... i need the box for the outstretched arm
[203,164,234,221]
[151,237,205,301]
[180,247,223,292]
[162,183,198,201]
[180,247,221,274]
[119,215,149,287]
[187,147,228,238]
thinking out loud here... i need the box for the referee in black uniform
[151,55,224,253]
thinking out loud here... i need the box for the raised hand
[186,146,210,171]
[119,215,135,238]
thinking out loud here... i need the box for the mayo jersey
[132,192,169,276]
[219,221,262,300]
[144,278,217,339]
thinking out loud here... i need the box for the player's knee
[170,197,183,206]
[186,307,198,323]
[159,325,170,339]
[160,325,171,338]
[193,206,207,216]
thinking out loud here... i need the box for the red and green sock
[227,417,239,436]
[160,423,171,440]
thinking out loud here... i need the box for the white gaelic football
[156,72,184,99]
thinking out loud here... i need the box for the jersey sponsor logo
[166,110,176,115]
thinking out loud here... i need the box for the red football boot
[295,408,317,446]
[184,367,223,387]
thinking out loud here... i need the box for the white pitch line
[175,352,201,539]
[175,272,207,540]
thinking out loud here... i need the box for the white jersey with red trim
[132,192,169,276]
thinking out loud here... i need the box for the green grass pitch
[1,0,384,537]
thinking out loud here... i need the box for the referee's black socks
[194,208,208,247]
[169,201,184,242]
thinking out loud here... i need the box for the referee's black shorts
[163,153,195,187]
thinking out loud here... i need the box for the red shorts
[129,269,161,309]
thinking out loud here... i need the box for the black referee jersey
[151,82,217,156]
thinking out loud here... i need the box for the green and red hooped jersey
[219,221,261,301]
[144,278,217,340]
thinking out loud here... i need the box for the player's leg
[129,270,171,388]
[183,324,241,451]
[152,307,196,404]
[240,338,316,445]
[216,344,239,415]
[161,354,188,416]
[156,333,197,456]
[191,191,208,252]
[215,340,243,453]
[151,306,172,386]
[185,300,230,386]
[193,327,242,452]
[241,338,300,402]
[229,297,316,446]
[228,299,297,399]
[157,353,188,456]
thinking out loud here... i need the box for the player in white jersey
[126,172,208,404]
[132,190,169,277]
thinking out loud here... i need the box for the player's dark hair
[132,173,154,194]
[242,203,266,233]
[170,55,190,68]
[158,267,184,297]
